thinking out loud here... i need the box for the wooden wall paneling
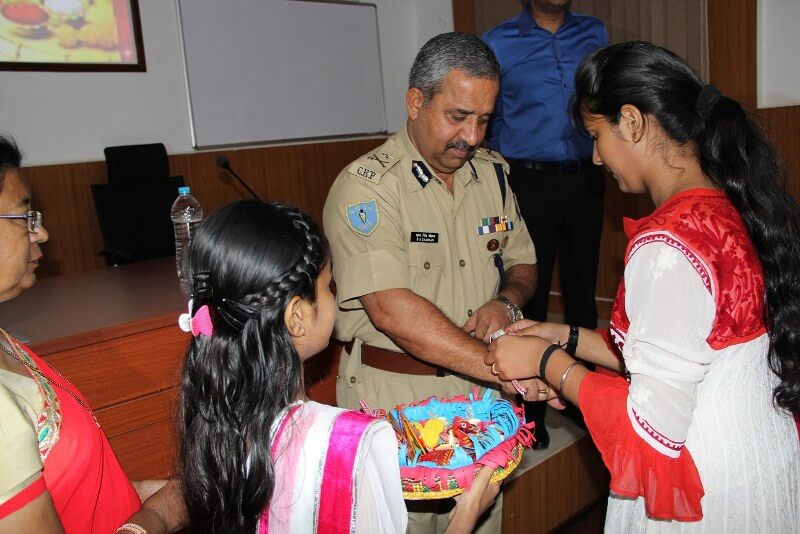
[760,106,800,201]
[472,0,519,35]
[623,0,642,42]
[25,161,108,278]
[452,0,477,34]
[501,436,609,533]
[26,138,385,280]
[665,0,688,60]
[170,138,386,228]
[707,0,756,111]
[569,0,707,76]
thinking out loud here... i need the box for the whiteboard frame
[175,0,387,150]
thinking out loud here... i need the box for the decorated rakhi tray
[362,388,534,499]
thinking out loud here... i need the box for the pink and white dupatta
[259,401,379,534]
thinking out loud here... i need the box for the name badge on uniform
[477,215,513,235]
[346,199,379,236]
[410,232,439,243]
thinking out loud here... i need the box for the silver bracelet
[494,294,523,322]
[114,524,147,534]
[558,361,582,402]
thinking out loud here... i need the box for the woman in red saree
[0,135,185,533]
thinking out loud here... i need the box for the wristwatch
[494,295,523,322]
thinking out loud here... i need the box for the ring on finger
[491,362,500,376]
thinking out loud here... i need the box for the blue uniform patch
[346,199,379,236]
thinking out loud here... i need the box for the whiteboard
[176,0,386,149]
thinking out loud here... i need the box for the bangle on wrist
[558,361,582,402]
[564,325,579,356]
[538,343,560,381]
[114,524,147,534]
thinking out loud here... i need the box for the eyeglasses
[0,211,43,233]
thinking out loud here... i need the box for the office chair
[92,143,185,266]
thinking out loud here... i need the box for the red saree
[0,343,141,532]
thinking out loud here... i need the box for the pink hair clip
[178,300,214,337]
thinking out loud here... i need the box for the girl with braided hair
[486,41,800,531]
[175,199,406,533]
[176,199,501,533]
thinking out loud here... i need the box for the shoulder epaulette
[472,147,509,174]
[347,147,405,184]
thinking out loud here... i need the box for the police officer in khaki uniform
[323,33,542,534]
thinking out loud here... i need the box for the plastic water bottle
[170,186,203,284]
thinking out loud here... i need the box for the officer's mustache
[446,140,476,155]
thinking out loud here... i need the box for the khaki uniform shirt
[324,126,536,359]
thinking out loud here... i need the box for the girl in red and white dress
[486,41,800,532]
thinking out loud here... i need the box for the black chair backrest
[104,143,169,185]
[91,176,184,266]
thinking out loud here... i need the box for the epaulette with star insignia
[347,148,405,184]
[472,147,509,174]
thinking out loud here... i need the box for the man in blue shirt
[483,1,607,448]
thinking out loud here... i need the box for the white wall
[0,0,452,166]
[757,0,800,109]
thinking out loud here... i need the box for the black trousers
[508,163,605,327]
[509,162,605,430]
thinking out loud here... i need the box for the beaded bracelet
[558,361,583,402]
[114,524,147,534]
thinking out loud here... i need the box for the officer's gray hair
[409,32,500,104]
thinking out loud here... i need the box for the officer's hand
[463,300,511,342]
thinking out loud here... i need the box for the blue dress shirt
[482,8,607,162]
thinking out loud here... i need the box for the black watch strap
[565,325,579,357]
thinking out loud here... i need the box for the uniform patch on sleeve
[346,199,380,236]
[347,151,403,184]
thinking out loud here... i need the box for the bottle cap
[178,186,190,195]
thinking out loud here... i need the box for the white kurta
[604,242,800,533]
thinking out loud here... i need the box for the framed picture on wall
[0,0,146,72]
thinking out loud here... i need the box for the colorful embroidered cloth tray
[362,388,534,499]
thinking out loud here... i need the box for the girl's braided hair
[177,199,329,533]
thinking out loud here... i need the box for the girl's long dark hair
[177,199,328,533]
[571,41,800,416]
